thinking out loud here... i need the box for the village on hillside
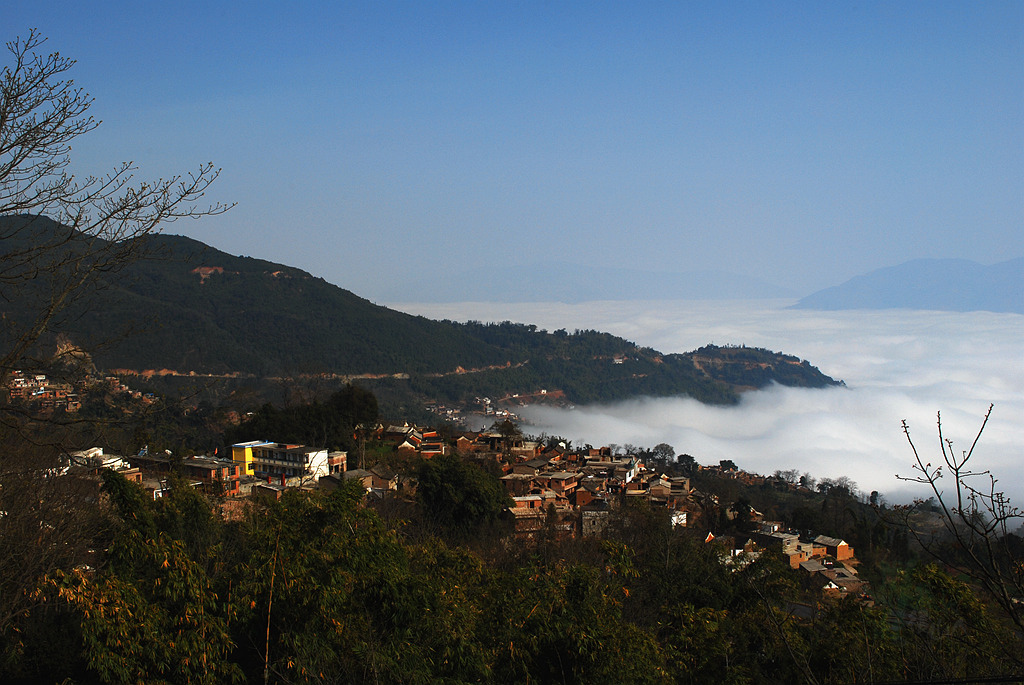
[60,412,869,604]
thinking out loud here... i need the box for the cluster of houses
[62,442,326,501]
[66,447,247,500]
[423,396,522,426]
[5,370,156,415]
[497,447,691,538]
[6,370,80,413]
[60,420,863,599]
[745,526,867,599]
[381,425,866,599]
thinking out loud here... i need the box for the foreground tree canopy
[2,470,1021,684]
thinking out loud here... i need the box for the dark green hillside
[113,233,527,375]
[1,217,510,375]
[691,344,846,390]
[1,215,842,405]
[402,340,739,406]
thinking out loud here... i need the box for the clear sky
[8,2,1023,299]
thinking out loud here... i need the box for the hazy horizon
[8,3,1022,302]
[393,299,1024,505]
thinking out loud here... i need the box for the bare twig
[895,405,1024,638]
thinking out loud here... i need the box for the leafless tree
[895,404,1024,633]
[0,442,107,636]
[1,28,231,379]
[0,29,229,640]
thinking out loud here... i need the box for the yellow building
[231,441,329,480]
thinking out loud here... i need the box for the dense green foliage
[224,384,379,451]
[691,345,845,389]
[416,454,512,531]
[3,467,1023,684]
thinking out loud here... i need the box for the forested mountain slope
[2,215,842,405]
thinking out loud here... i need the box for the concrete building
[231,441,329,481]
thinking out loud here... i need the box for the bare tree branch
[1,29,232,381]
[894,404,1024,640]
[0,29,231,639]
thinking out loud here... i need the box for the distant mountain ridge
[793,258,1024,314]
[2,215,841,407]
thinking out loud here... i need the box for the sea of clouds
[392,300,1024,504]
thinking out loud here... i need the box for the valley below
[391,298,1024,505]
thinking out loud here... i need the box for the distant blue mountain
[792,258,1024,314]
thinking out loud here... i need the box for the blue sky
[8,2,1023,299]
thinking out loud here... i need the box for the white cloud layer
[393,300,1024,504]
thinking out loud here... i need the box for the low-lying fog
[392,300,1023,504]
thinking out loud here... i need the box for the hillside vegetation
[1,214,842,407]
[3,468,1020,684]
